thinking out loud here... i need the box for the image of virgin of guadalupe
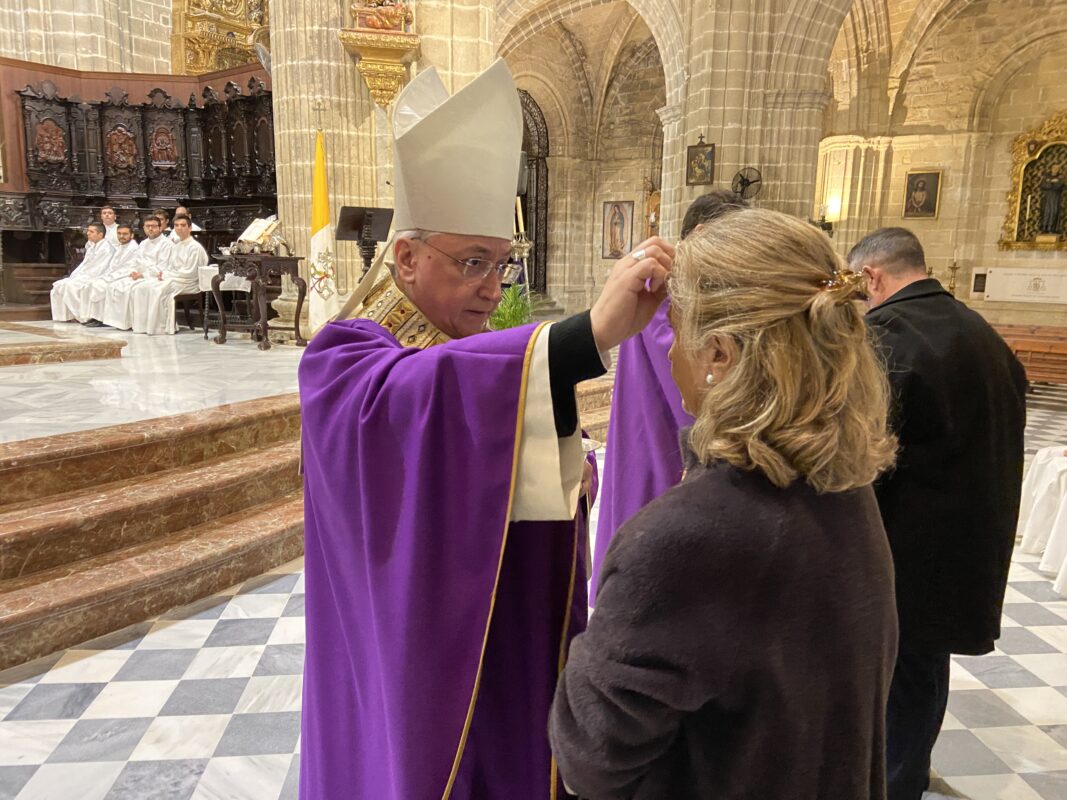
[608,204,626,257]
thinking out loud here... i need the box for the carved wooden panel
[18,81,75,194]
[202,86,232,198]
[251,77,276,195]
[144,89,188,200]
[225,81,258,197]
[100,87,147,198]
[184,93,207,200]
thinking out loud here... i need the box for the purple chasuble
[592,302,692,602]
[299,318,588,800]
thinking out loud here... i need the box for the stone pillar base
[268,293,309,346]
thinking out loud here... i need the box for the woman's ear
[702,335,736,379]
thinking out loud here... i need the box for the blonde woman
[550,208,899,800]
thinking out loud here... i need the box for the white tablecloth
[1019,445,1067,594]
[198,264,252,293]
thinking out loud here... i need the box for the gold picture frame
[998,109,1067,251]
[902,169,942,219]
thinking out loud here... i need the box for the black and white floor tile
[0,385,1065,800]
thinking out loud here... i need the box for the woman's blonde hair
[670,207,897,493]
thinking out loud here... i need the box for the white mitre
[392,59,523,241]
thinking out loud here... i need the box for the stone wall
[0,0,172,73]
[818,0,1067,325]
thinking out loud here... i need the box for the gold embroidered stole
[350,273,449,350]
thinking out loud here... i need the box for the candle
[1027,195,1033,223]
[515,197,525,235]
[952,247,958,264]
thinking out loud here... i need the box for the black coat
[865,279,1027,656]
[550,458,898,800]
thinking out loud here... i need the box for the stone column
[816,134,893,253]
[267,0,386,342]
[655,103,685,243]
[761,88,834,219]
[267,0,495,342]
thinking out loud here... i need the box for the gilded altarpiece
[1000,110,1067,251]
[171,0,267,75]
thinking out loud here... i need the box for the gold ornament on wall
[171,0,269,75]
[339,0,420,108]
[999,109,1067,251]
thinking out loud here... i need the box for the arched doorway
[518,90,549,293]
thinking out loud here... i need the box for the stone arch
[971,31,1067,132]
[890,0,961,86]
[495,0,686,106]
[519,89,551,292]
[770,0,856,93]
[595,35,660,158]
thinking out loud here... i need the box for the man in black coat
[850,228,1028,800]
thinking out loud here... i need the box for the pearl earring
[705,373,715,385]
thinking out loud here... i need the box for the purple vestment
[298,318,589,800]
[592,302,692,602]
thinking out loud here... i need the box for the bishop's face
[394,232,509,339]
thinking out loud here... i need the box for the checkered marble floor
[0,385,1065,800]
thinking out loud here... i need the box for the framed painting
[902,169,942,219]
[686,142,715,186]
[602,201,634,259]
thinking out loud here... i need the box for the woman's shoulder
[610,462,783,565]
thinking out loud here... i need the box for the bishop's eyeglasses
[419,237,524,285]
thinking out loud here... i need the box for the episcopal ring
[630,248,647,262]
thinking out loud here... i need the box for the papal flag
[308,130,339,334]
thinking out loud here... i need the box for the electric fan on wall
[732,167,763,200]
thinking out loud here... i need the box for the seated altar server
[298,59,672,800]
[169,206,202,240]
[592,189,745,601]
[130,213,208,335]
[101,205,119,246]
[51,222,115,322]
[102,216,174,331]
[80,223,139,326]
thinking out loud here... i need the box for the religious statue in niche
[34,118,67,164]
[902,170,942,219]
[602,201,633,259]
[105,125,138,172]
[149,126,178,169]
[999,110,1067,250]
[1039,165,1065,236]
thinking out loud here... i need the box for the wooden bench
[995,325,1067,385]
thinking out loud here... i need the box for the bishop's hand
[589,236,674,352]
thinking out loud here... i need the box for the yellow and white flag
[308,130,339,333]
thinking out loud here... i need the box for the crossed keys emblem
[310,249,337,300]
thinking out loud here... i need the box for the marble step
[0,303,51,321]
[0,492,305,671]
[0,440,301,580]
[581,407,611,444]
[0,394,301,506]
[577,377,613,414]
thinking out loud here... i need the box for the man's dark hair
[173,213,192,225]
[87,222,106,235]
[154,207,170,221]
[117,223,133,233]
[680,189,748,240]
[101,204,115,214]
[144,216,161,227]
[847,227,927,276]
